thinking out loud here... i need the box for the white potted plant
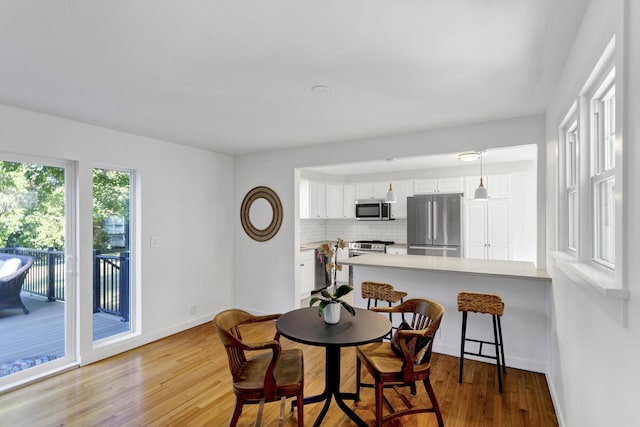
[310,238,355,324]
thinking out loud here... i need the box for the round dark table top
[276,307,391,347]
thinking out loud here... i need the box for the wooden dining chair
[213,309,304,427]
[355,298,445,427]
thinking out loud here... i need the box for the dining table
[276,306,391,427]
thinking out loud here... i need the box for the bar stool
[457,291,506,392]
[361,281,408,334]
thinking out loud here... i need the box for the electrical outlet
[190,305,197,315]
[150,236,159,247]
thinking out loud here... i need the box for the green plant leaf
[340,301,356,316]
[333,284,353,299]
[317,300,329,316]
[309,297,322,307]
[320,289,333,300]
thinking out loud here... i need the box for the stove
[349,240,395,254]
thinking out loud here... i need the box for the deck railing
[0,246,129,321]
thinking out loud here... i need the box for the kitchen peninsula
[342,253,552,374]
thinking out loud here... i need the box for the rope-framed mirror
[240,186,283,242]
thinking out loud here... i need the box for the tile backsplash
[301,218,407,244]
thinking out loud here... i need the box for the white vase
[323,303,341,324]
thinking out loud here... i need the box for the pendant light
[385,183,397,203]
[385,159,397,203]
[474,151,489,200]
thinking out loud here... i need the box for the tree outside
[0,161,130,251]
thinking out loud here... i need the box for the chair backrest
[457,291,504,316]
[398,298,444,365]
[362,281,395,302]
[0,254,34,284]
[213,309,255,380]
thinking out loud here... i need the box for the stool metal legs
[459,311,506,392]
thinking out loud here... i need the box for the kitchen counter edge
[341,253,551,282]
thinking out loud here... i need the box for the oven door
[349,249,374,257]
[355,200,382,220]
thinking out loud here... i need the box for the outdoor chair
[355,298,445,427]
[0,254,35,315]
[213,309,304,427]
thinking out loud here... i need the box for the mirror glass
[249,197,273,230]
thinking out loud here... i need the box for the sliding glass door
[0,155,75,384]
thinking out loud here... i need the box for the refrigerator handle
[433,200,438,241]
[427,200,432,240]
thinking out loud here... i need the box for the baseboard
[545,373,567,427]
[434,342,548,374]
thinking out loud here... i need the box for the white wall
[0,104,235,366]
[545,0,638,426]
[234,114,545,314]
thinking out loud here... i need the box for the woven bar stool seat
[361,281,408,309]
[457,291,507,392]
[361,281,408,336]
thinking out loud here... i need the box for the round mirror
[240,186,283,242]
[249,197,273,229]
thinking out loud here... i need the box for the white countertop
[341,253,551,281]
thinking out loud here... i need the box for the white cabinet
[414,177,464,194]
[325,184,343,218]
[487,175,512,199]
[390,180,413,218]
[465,200,511,260]
[309,182,327,218]
[299,249,316,297]
[343,184,355,218]
[386,245,407,255]
[464,174,512,199]
[355,182,388,200]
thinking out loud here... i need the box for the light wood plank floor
[0,320,558,426]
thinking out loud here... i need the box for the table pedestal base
[295,346,367,427]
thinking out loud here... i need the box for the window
[590,68,615,268]
[565,120,578,252]
[554,36,624,297]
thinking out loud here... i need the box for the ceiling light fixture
[457,151,481,162]
[311,85,330,95]
[474,151,489,200]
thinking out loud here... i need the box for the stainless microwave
[355,199,393,220]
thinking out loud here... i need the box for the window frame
[553,35,626,299]
[558,103,579,254]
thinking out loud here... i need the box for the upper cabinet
[343,184,355,218]
[300,179,327,219]
[414,177,464,194]
[301,181,355,219]
[355,182,388,200]
[389,180,413,218]
[464,174,512,199]
[325,184,343,218]
[309,181,327,218]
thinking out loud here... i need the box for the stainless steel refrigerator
[407,193,463,257]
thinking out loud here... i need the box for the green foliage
[309,284,356,317]
[0,161,65,249]
[0,161,130,251]
[92,168,130,251]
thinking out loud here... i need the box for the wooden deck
[0,294,129,369]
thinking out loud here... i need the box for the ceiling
[305,144,538,175]
[0,1,587,156]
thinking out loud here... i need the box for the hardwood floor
[0,320,558,426]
